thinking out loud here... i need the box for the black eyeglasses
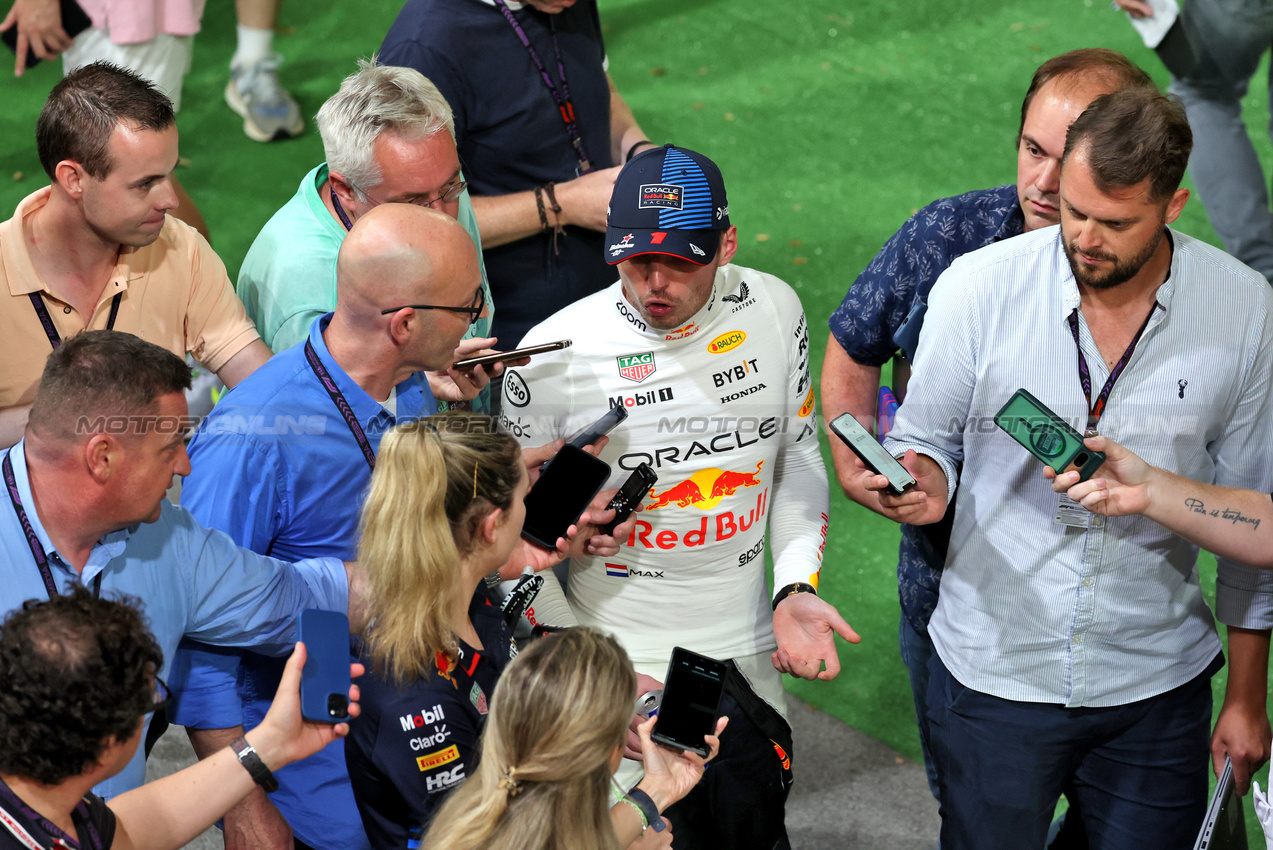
[147,675,172,715]
[380,285,485,326]
[349,178,468,210]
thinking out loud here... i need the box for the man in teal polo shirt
[236,61,496,409]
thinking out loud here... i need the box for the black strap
[491,0,593,174]
[3,453,101,599]
[1065,303,1159,434]
[303,339,376,470]
[28,291,122,349]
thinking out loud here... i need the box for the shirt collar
[4,442,130,586]
[307,314,429,429]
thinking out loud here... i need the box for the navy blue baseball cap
[604,144,730,266]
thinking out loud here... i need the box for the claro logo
[707,331,746,354]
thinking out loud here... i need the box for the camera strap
[304,339,377,470]
[1065,303,1158,435]
[3,453,100,599]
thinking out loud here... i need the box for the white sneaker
[226,53,305,142]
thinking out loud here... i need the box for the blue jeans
[898,617,940,800]
[926,652,1217,850]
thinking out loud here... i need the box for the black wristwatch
[772,582,818,611]
[231,736,279,792]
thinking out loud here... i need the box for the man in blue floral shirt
[821,49,1152,797]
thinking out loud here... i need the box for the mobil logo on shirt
[624,463,769,550]
[400,704,446,732]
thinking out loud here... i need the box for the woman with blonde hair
[422,627,724,850]
[345,411,544,849]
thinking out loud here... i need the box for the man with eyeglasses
[0,587,364,850]
[173,204,497,850]
[235,61,498,410]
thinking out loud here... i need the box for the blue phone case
[298,609,351,724]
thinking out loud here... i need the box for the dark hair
[1019,49,1153,139]
[0,587,163,785]
[36,61,175,181]
[27,330,192,442]
[1063,88,1193,203]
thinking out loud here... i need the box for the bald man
[172,205,499,850]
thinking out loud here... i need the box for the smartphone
[1,0,91,68]
[651,647,727,758]
[828,413,916,496]
[565,404,629,450]
[1192,757,1242,850]
[994,389,1105,482]
[521,444,611,550]
[452,340,571,369]
[297,609,351,724]
[601,462,657,535]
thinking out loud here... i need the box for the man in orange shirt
[0,61,270,448]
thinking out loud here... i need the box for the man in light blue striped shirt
[861,89,1273,848]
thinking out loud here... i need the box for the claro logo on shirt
[416,745,460,772]
[707,331,746,354]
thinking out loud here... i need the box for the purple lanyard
[303,339,377,470]
[3,453,101,600]
[492,0,593,174]
[28,292,122,349]
[1065,303,1159,434]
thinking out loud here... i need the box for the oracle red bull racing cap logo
[645,461,764,511]
[617,352,657,383]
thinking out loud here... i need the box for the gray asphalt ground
[146,695,939,850]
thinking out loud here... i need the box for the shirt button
[1073,635,1082,644]
[1082,578,1092,587]
[1091,517,1104,528]
[63,306,72,314]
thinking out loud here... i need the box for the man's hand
[1212,626,1272,795]
[771,592,860,680]
[554,166,622,232]
[1044,435,1155,517]
[623,672,663,759]
[1,0,72,76]
[862,450,948,526]
[564,487,638,559]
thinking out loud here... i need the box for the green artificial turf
[3,0,1272,840]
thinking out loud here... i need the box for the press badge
[1054,493,1091,528]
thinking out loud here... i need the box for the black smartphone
[827,413,916,496]
[651,647,727,758]
[601,462,657,535]
[297,609,351,724]
[452,339,571,369]
[565,404,629,450]
[994,389,1106,482]
[521,444,611,550]
[1,0,91,68]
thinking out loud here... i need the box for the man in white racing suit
[501,145,857,850]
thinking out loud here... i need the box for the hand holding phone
[453,339,571,369]
[828,413,916,495]
[297,609,352,723]
[650,647,728,758]
[566,404,628,450]
[994,389,1106,482]
[522,444,611,550]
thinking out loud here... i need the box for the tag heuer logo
[617,352,657,383]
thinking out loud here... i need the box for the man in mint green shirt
[237,63,495,406]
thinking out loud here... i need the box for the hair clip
[473,460,479,499]
[499,766,523,797]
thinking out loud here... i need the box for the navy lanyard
[29,292,121,349]
[491,0,593,175]
[330,188,354,231]
[303,339,377,470]
[1065,303,1159,434]
[3,453,101,600]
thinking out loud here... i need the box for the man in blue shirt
[820,49,1152,799]
[173,206,489,850]
[0,330,353,801]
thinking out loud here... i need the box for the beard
[1064,228,1164,290]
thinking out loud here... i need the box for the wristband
[533,185,550,232]
[625,139,652,162]
[231,736,279,792]
[542,182,564,255]
[625,788,666,832]
[772,582,817,611]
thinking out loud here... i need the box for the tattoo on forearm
[1184,498,1261,530]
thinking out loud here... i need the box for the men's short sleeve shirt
[0,187,260,411]
[379,0,615,347]
[236,163,493,357]
[883,226,1273,707]
[345,586,515,849]
[826,184,1024,636]
[175,313,435,850]
[0,443,350,797]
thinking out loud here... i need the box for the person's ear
[479,507,505,545]
[328,172,362,215]
[1163,187,1189,225]
[386,308,416,346]
[84,435,118,484]
[55,160,88,199]
[717,226,739,265]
